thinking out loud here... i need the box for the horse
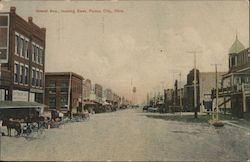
[2,119,22,136]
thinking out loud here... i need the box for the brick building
[45,72,83,113]
[0,7,46,103]
[183,69,200,112]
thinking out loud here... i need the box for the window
[39,72,43,87]
[19,65,23,84]
[32,44,35,62]
[49,95,56,109]
[20,38,24,57]
[40,48,43,65]
[32,69,36,86]
[36,71,39,86]
[231,57,235,67]
[15,34,19,55]
[37,49,40,64]
[61,82,68,93]
[14,63,19,83]
[60,95,68,108]
[48,81,56,93]
[17,37,21,55]
[35,46,39,63]
[24,66,29,84]
[24,40,29,59]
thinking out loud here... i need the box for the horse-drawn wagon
[0,101,48,138]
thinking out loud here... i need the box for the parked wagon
[0,101,48,138]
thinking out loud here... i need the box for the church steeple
[229,34,245,54]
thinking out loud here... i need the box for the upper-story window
[15,34,19,55]
[14,62,19,83]
[231,56,237,67]
[36,70,39,87]
[48,81,56,93]
[61,81,68,93]
[24,39,29,59]
[35,46,39,63]
[39,71,43,87]
[32,44,35,62]
[32,68,36,86]
[31,42,44,65]
[19,64,24,84]
[20,38,24,58]
[40,48,44,65]
[24,65,29,85]
[15,32,29,60]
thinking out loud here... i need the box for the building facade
[45,72,83,113]
[0,7,46,103]
[199,72,227,112]
[103,88,113,103]
[184,69,200,112]
[214,36,250,118]
[82,79,91,100]
[94,83,103,104]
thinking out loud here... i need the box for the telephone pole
[187,50,202,118]
[179,73,183,116]
[211,63,221,120]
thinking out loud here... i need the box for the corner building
[0,7,46,103]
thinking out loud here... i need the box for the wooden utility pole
[211,64,221,120]
[179,73,182,116]
[187,50,202,118]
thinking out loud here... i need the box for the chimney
[28,16,33,23]
[10,6,16,13]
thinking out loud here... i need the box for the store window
[49,81,56,93]
[61,81,68,93]
[60,95,68,108]
[49,95,56,109]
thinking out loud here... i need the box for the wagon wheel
[26,126,34,138]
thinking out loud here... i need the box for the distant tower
[132,86,136,105]
[147,93,149,105]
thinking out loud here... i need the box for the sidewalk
[222,120,250,131]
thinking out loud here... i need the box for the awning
[0,101,47,109]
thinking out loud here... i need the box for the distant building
[82,79,91,100]
[184,69,200,112]
[183,69,227,112]
[199,72,227,112]
[94,83,103,104]
[45,72,83,113]
[0,7,46,103]
[164,88,174,112]
[103,88,112,103]
[214,36,250,118]
[112,93,121,109]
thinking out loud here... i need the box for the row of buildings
[149,36,250,118]
[0,7,130,114]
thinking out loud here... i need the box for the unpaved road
[1,109,249,161]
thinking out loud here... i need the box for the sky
[0,0,249,103]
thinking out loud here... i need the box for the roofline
[45,72,84,80]
[1,8,46,34]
